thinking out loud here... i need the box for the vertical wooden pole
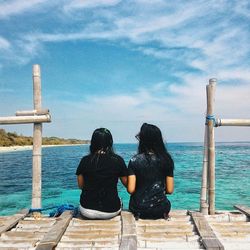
[200,125,209,214]
[31,64,42,210]
[207,78,216,215]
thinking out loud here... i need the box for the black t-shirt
[76,153,127,213]
[128,153,174,213]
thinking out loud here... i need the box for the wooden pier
[0,206,249,250]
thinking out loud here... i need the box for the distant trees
[0,129,89,146]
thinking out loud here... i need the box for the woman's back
[128,153,173,217]
[76,153,127,213]
[128,153,171,189]
[76,127,127,219]
[127,123,174,219]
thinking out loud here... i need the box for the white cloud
[0,37,10,50]
[0,0,48,19]
[1,0,250,141]
[64,0,121,12]
[47,76,249,142]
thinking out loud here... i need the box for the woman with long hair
[127,123,174,219]
[76,128,127,219]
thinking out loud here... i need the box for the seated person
[127,123,174,219]
[76,128,127,219]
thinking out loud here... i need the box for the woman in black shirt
[76,128,127,219]
[127,123,174,219]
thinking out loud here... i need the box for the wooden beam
[234,205,250,217]
[16,109,49,116]
[207,79,216,215]
[0,115,51,125]
[189,211,224,250]
[216,119,250,127]
[0,209,29,235]
[36,211,73,250]
[32,64,42,210]
[200,122,209,215]
[120,211,137,250]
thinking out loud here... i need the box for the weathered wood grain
[120,211,137,250]
[234,205,250,218]
[0,209,29,235]
[190,211,224,249]
[36,211,73,250]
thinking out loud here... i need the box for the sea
[0,142,250,216]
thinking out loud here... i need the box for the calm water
[0,142,250,215]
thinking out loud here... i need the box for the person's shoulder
[80,154,91,163]
[130,153,145,162]
[110,153,125,162]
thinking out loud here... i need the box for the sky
[0,0,249,143]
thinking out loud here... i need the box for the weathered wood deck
[0,206,249,250]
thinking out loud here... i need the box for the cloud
[0,37,10,50]
[0,0,48,19]
[64,0,121,11]
[1,0,249,141]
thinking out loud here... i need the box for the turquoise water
[0,142,249,215]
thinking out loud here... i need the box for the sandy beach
[0,144,84,153]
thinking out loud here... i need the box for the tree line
[0,129,89,146]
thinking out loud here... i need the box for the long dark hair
[137,123,173,163]
[89,128,114,167]
[90,128,114,155]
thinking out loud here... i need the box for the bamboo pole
[31,64,42,211]
[0,115,51,124]
[200,124,209,214]
[16,109,49,116]
[216,119,250,127]
[207,78,216,215]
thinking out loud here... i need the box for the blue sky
[0,0,249,142]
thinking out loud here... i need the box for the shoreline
[0,144,87,153]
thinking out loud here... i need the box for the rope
[206,115,216,126]
[29,204,78,217]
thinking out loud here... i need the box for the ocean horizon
[0,142,249,216]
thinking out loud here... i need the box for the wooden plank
[16,219,56,229]
[65,225,121,232]
[1,231,44,240]
[57,240,120,248]
[61,234,119,241]
[0,209,29,235]
[234,205,250,217]
[137,215,191,224]
[36,211,73,250]
[0,239,38,247]
[189,211,224,250]
[137,223,194,233]
[120,211,137,250]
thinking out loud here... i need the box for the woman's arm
[127,175,136,194]
[120,176,128,187]
[77,175,85,189]
[166,176,174,194]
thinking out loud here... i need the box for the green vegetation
[0,129,89,146]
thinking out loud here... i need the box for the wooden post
[207,79,216,215]
[200,125,209,215]
[31,65,42,211]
